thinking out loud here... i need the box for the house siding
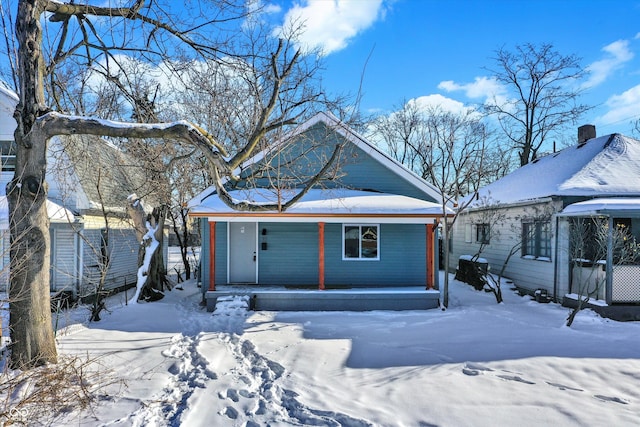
[238,122,437,202]
[325,223,426,287]
[258,222,318,285]
[0,231,7,291]
[50,225,78,293]
[199,220,428,288]
[199,219,228,287]
[450,201,563,297]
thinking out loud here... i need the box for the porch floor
[205,286,440,312]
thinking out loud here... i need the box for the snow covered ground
[47,265,640,427]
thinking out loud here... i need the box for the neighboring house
[0,83,166,298]
[450,125,640,315]
[189,112,450,311]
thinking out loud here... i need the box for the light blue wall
[235,122,436,202]
[200,220,429,289]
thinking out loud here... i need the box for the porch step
[212,295,250,313]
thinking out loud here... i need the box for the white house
[451,125,640,317]
[0,83,165,299]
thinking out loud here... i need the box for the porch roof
[189,188,452,223]
[559,197,640,217]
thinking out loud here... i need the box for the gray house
[451,125,640,317]
[0,83,165,298]
[189,112,450,311]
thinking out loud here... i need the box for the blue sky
[270,0,640,138]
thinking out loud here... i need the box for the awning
[558,198,640,217]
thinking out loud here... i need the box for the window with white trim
[343,224,379,260]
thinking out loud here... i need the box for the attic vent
[578,124,596,144]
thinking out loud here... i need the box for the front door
[229,222,258,283]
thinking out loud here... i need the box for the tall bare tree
[486,43,591,166]
[8,0,332,369]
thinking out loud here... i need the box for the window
[522,221,551,259]
[343,225,379,260]
[464,223,472,243]
[0,140,16,172]
[476,223,490,244]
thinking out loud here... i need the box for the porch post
[318,222,325,290]
[209,221,216,292]
[605,216,613,304]
[426,223,434,289]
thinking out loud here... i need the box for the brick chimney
[578,124,596,143]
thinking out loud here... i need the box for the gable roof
[191,111,443,206]
[469,133,640,206]
[0,84,154,214]
[48,134,151,214]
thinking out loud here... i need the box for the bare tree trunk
[128,198,170,301]
[8,0,57,368]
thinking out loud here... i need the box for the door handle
[253,252,256,262]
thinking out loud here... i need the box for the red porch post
[318,222,325,290]
[209,221,216,291]
[426,223,435,290]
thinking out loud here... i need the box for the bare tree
[486,43,591,166]
[8,0,334,369]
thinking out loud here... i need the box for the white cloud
[408,94,469,115]
[438,76,506,101]
[583,39,634,89]
[275,0,386,56]
[437,76,509,111]
[597,84,640,127]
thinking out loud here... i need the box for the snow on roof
[0,196,78,229]
[469,133,640,206]
[559,197,640,217]
[189,188,450,221]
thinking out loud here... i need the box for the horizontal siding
[238,122,436,202]
[324,223,426,287]
[450,202,562,296]
[50,226,77,292]
[79,227,138,297]
[0,232,8,291]
[258,222,318,285]
[199,219,228,289]
[204,221,429,288]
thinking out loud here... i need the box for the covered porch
[559,198,640,320]
[190,188,450,312]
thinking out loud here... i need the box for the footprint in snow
[546,382,583,392]
[594,395,629,404]
[497,374,535,384]
[462,363,493,376]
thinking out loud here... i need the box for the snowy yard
[43,268,640,427]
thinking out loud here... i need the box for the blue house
[189,112,450,311]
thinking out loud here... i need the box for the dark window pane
[361,226,378,258]
[344,226,359,258]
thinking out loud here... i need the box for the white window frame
[342,224,380,261]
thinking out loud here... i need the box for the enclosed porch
[560,198,640,320]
